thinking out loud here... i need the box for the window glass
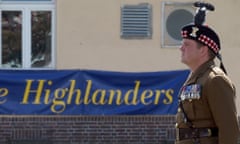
[2,11,22,68]
[31,11,52,67]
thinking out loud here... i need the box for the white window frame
[0,0,56,69]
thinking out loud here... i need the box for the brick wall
[0,115,175,144]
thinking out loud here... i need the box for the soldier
[175,2,240,144]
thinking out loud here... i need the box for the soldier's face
[180,39,202,67]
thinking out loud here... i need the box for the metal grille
[121,3,152,38]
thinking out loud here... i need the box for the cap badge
[190,27,199,37]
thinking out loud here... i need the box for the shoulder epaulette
[210,65,225,75]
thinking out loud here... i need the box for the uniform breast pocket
[182,101,195,120]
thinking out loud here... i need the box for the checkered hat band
[198,34,219,53]
[181,31,188,38]
[181,30,219,54]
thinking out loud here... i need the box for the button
[207,128,212,136]
[175,123,178,128]
[178,108,181,112]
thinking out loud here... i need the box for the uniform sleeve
[207,75,240,144]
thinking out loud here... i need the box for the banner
[0,69,189,115]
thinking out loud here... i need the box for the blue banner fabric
[0,69,189,115]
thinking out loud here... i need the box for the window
[0,0,55,69]
[121,3,152,39]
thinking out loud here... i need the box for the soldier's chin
[181,59,189,67]
[181,58,186,64]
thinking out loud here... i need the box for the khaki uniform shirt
[176,60,239,144]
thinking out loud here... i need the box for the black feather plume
[194,9,206,25]
[193,2,215,25]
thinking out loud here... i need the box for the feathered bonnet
[181,2,227,74]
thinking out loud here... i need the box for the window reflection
[31,11,51,67]
[2,11,22,68]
